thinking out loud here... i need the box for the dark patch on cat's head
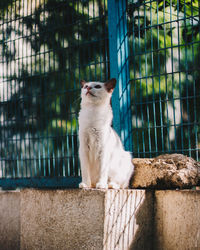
[80,80,86,88]
[105,78,116,93]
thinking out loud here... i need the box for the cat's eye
[84,85,88,89]
[94,85,101,89]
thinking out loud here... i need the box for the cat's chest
[79,106,112,150]
[83,127,102,153]
[79,107,111,129]
[84,127,101,142]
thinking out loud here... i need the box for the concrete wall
[20,189,106,250]
[0,189,199,250]
[103,190,153,250]
[0,191,20,250]
[21,189,153,250]
[154,190,200,250]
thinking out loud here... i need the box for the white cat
[78,78,134,189]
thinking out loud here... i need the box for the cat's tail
[128,160,135,189]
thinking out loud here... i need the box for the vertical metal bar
[41,0,48,176]
[108,0,132,151]
[35,0,41,177]
[5,0,9,178]
[30,0,37,177]
[183,0,191,157]
[138,2,146,157]
[5,0,8,178]
[169,0,177,153]
[17,0,22,177]
[2,6,6,178]
[16,0,21,178]
[144,1,152,157]
[150,0,158,156]
[22,0,27,177]
[87,2,91,80]
[190,0,198,160]
[197,0,200,161]
[40,0,47,176]
[156,0,164,154]
[77,0,81,177]
[177,0,184,155]
[10,1,14,178]
[131,0,140,157]
[118,0,124,142]
[104,0,108,81]
[163,0,171,153]
[120,0,133,151]
[26,0,31,178]
[107,0,121,136]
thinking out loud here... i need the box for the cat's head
[80,78,116,105]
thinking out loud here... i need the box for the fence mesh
[0,0,108,180]
[0,0,199,187]
[128,0,200,160]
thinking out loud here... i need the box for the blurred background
[0,0,199,184]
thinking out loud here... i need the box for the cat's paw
[79,182,90,189]
[96,182,108,189]
[108,182,120,189]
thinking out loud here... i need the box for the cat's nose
[87,86,92,90]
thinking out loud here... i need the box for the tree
[127,0,199,159]
[0,0,108,177]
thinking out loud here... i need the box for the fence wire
[128,0,200,160]
[0,0,108,181]
[0,0,199,187]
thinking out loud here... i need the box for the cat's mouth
[86,91,96,97]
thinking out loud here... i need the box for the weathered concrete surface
[132,154,200,189]
[0,189,200,250]
[104,190,153,250]
[154,190,200,250]
[20,189,153,250]
[0,191,20,250]
[20,189,105,250]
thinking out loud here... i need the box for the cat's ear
[80,80,86,88]
[105,78,117,93]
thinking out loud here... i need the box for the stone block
[131,154,200,189]
[20,189,153,250]
[154,190,200,250]
[1,188,200,250]
[0,191,20,250]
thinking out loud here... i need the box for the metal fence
[0,0,108,188]
[127,0,200,159]
[0,0,199,188]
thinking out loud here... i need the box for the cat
[78,78,134,189]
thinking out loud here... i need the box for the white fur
[78,80,134,189]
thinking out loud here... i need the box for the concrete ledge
[0,189,200,250]
[103,190,153,250]
[21,189,153,250]
[21,189,106,250]
[0,191,20,250]
[154,190,200,250]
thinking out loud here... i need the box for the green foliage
[0,0,108,177]
[128,0,200,158]
[0,0,199,180]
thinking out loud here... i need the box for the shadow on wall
[103,190,154,250]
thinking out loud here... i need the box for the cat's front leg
[79,167,91,188]
[96,155,108,189]
[79,168,91,188]
[79,147,91,188]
